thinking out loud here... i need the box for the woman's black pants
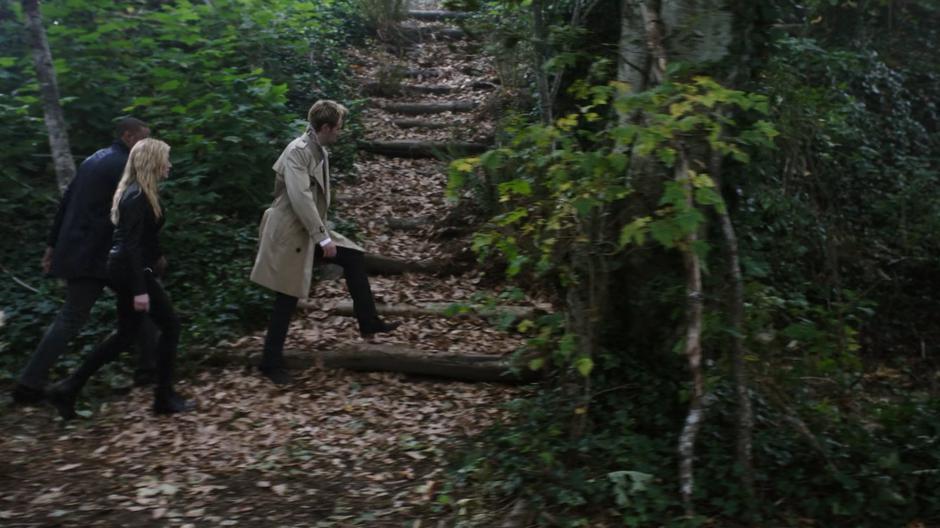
[67,273,180,396]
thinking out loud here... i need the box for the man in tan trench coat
[250,100,398,384]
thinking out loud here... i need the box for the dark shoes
[153,390,195,415]
[360,320,400,339]
[46,378,80,420]
[259,365,292,386]
[11,383,45,406]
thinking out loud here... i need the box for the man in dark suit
[11,117,159,404]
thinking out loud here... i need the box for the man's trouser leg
[261,292,299,370]
[17,278,106,390]
[324,246,382,333]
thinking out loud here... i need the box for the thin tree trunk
[675,146,705,516]
[531,0,552,125]
[22,0,75,194]
[711,150,756,501]
[638,0,667,84]
[635,0,709,515]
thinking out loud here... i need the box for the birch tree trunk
[675,145,706,516]
[22,0,75,194]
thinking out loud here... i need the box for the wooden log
[380,100,477,115]
[358,140,488,158]
[386,215,434,230]
[207,346,535,384]
[323,343,536,383]
[362,82,455,96]
[407,10,473,22]
[401,68,443,78]
[326,300,539,321]
[392,119,449,130]
[363,253,440,275]
[397,24,466,42]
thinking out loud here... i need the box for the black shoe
[132,368,156,387]
[11,383,45,405]
[259,365,292,385]
[360,321,400,339]
[46,379,80,420]
[153,391,195,415]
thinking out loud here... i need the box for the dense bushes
[0,0,362,380]
[443,0,939,525]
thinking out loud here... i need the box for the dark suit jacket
[48,140,130,280]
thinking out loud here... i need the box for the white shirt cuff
[319,237,333,247]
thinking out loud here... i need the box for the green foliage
[0,0,363,378]
[445,0,939,524]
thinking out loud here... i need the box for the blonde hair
[307,100,348,132]
[111,138,169,225]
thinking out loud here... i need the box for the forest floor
[0,5,546,527]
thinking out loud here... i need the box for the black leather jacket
[107,183,164,295]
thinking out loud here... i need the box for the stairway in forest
[0,5,544,526]
[252,1,551,381]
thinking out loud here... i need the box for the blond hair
[111,138,169,225]
[307,100,348,132]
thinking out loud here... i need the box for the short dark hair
[114,117,148,138]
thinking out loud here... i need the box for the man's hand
[322,241,337,259]
[41,246,54,274]
[154,256,168,277]
[133,294,150,312]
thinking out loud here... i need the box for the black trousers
[18,277,158,390]
[66,273,180,395]
[261,246,380,369]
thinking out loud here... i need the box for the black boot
[11,383,45,405]
[46,377,82,420]
[153,388,194,415]
[360,320,400,339]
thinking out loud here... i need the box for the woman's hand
[133,293,150,312]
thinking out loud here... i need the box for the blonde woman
[48,138,193,419]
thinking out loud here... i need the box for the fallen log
[380,100,477,115]
[386,215,434,230]
[397,24,466,42]
[362,82,455,97]
[326,300,539,322]
[363,253,440,275]
[400,68,443,78]
[392,119,449,130]
[407,10,474,22]
[206,346,536,384]
[358,140,488,158]
[323,343,536,383]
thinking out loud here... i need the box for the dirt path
[1,5,540,527]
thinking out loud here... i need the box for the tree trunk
[22,0,75,194]
[675,146,706,517]
[712,150,756,501]
[531,0,553,125]
[617,0,651,100]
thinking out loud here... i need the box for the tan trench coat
[250,130,362,299]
